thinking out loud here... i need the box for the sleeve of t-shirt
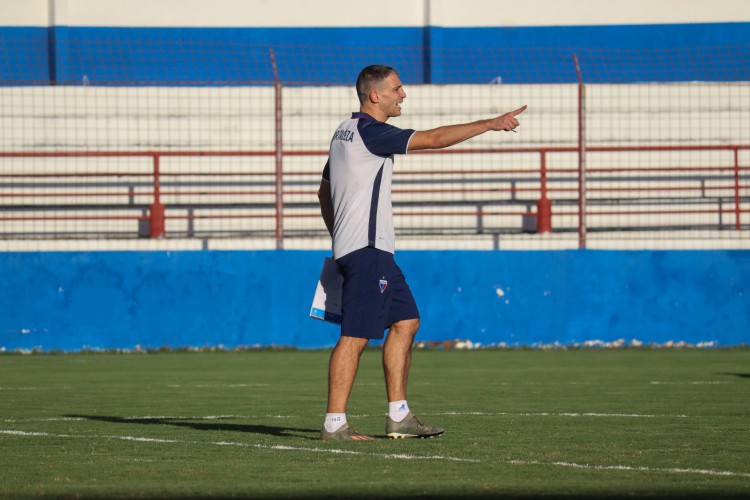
[359,121,416,157]
[321,159,330,182]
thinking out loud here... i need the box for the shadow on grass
[715,372,750,379]
[66,414,319,439]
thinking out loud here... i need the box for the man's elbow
[422,138,443,150]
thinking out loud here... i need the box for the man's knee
[392,318,420,336]
[334,335,369,355]
[408,318,420,334]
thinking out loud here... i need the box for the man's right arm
[408,105,527,151]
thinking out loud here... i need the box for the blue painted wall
[1,250,748,351]
[0,27,52,83]
[2,24,749,84]
[429,24,750,83]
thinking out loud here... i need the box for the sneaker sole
[320,434,376,441]
[386,432,443,439]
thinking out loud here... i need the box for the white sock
[323,413,347,433]
[388,400,410,422]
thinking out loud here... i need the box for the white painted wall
[3,0,750,27]
[429,0,750,27]
[2,0,426,27]
[0,0,49,26]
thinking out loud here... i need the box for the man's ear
[369,89,379,104]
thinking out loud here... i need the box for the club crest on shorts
[379,279,388,293]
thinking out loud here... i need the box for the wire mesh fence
[1,42,748,250]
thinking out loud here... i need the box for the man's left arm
[318,170,334,237]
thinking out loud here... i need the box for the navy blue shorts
[335,247,419,340]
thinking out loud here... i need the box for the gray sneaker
[386,412,444,439]
[320,423,376,441]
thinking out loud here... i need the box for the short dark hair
[356,65,398,105]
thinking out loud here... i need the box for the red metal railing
[1,144,747,247]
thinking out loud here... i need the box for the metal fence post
[574,54,587,249]
[734,147,741,230]
[536,150,552,233]
[270,49,284,249]
[149,154,166,238]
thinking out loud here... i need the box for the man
[318,65,526,441]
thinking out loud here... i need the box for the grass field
[1,348,749,499]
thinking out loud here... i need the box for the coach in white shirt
[318,64,526,441]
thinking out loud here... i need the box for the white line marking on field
[2,417,86,423]
[497,412,689,418]
[120,414,298,421]
[0,429,477,463]
[1,430,51,437]
[0,411,692,424]
[3,430,748,477]
[0,387,68,391]
[508,459,750,479]
[356,382,432,387]
[167,384,269,388]
[495,382,594,386]
[120,415,244,421]
[2,415,297,423]
[650,381,730,385]
[351,411,688,419]
[26,412,684,422]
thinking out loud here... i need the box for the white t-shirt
[322,112,415,259]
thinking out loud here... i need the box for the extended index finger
[510,105,528,117]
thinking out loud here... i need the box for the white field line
[2,415,296,423]
[508,459,750,479]
[0,429,477,463]
[351,411,689,418]
[495,382,594,385]
[490,412,688,418]
[3,429,748,478]
[3,417,86,423]
[167,384,270,388]
[111,415,299,421]
[112,415,246,420]
[4,412,689,423]
[651,381,730,385]
[0,386,69,391]
[355,382,432,386]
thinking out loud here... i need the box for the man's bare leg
[382,318,420,402]
[327,335,369,413]
[321,335,376,440]
[382,318,444,438]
